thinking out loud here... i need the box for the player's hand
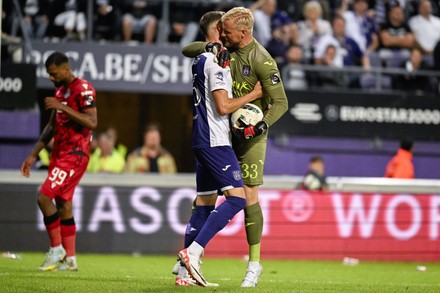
[233,120,268,140]
[251,81,263,100]
[21,156,36,177]
[205,42,222,54]
[45,97,63,111]
[205,42,230,68]
[216,47,230,68]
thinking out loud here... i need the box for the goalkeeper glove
[205,42,222,53]
[233,121,268,140]
[205,42,230,68]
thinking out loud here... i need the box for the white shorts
[123,14,156,34]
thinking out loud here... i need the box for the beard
[224,39,239,50]
[52,80,64,87]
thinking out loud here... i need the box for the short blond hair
[222,7,254,33]
[303,1,322,18]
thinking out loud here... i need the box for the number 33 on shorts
[241,163,260,179]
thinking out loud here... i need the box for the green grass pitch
[1,253,439,292]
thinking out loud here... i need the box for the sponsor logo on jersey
[222,165,231,171]
[242,65,251,76]
[264,61,273,65]
[82,83,89,89]
[81,90,94,96]
[270,73,281,84]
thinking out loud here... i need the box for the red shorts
[39,154,89,201]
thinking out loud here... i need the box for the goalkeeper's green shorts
[232,132,267,186]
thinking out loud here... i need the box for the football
[230,103,264,129]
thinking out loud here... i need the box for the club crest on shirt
[233,170,242,181]
[242,65,251,76]
[270,73,281,84]
[215,71,224,81]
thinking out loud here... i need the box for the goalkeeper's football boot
[56,257,78,271]
[38,247,66,271]
[241,262,263,287]
[177,248,207,287]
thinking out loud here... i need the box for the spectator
[300,0,333,21]
[392,48,435,95]
[121,0,157,44]
[250,0,295,63]
[12,0,50,39]
[283,45,308,90]
[408,0,440,55]
[314,44,349,88]
[379,3,415,59]
[87,132,126,173]
[320,15,369,68]
[47,0,88,41]
[251,0,279,47]
[106,127,127,158]
[314,15,370,87]
[293,1,332,62]
[406,0,440,20]
[125,122,177,174]
[168,2,199,47]
[301,155,328,190]
[338,0,379,55]
[385,137,415,179]
[94,0,121,41]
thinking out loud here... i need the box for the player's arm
[257,64,289,127]
[261,85,288,126]
[182,42,230,67]
[45,97,97,130]
[234,65,289,140]
[213,81,262,116]
[182,42,208,58]
[21,111,55,177]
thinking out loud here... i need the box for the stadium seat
[360,74,392,90]
[368,52,382,68]
[384,53,407,68]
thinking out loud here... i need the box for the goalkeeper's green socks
[244,202,263,262]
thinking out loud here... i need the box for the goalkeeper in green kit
[182,6,288,287]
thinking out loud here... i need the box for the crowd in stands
[34,122,177,174]
[84,123,177,174]
[2,0,440,92]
